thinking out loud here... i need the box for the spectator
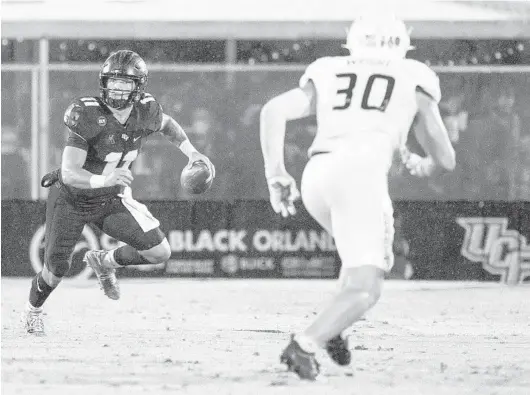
[228,104,266,199]
[438,93,469,199]
[464,86,521,200]
[1,126,30,199]
[440,93,468,145]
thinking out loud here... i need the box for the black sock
[114,245,153,266]
[28,272,55,308]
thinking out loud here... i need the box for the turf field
[2,278,529,395]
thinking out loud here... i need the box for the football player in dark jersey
[22,50,215,336]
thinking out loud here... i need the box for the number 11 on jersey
[102,150,138,175]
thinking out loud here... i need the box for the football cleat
[83,250,120,300]
[326,334,351,366]
[21,306,45,336]
[280,334,320,380]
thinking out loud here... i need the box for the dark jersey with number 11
[62,93,163,205]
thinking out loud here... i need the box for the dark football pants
[44,185,165,278]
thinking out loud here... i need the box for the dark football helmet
[99,50,148,109]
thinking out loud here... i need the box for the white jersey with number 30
[300,56,441,169]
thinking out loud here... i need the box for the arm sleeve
[299,58,326,89]
[414,62,442,103]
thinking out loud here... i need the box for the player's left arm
[260,81,316,179]
[401,61,455,177]
[415,91,456,171]
[159,113,215,176]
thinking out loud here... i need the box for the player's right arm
[260,71,317,217]
[402,62,456,177]
[60,101,133,189]
[61,147,133,189]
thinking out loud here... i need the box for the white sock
[103,249,123,269]
[294,333,318,354]
[26,301,42,312]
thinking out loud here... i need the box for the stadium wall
[2,200,529,284]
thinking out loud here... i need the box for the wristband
[179,139,198,158]
[89,175,106,189]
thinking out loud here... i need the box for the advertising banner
[2,200,529,284]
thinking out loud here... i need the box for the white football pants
[301,150,395,273]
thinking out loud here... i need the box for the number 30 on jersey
[333,73,395,112]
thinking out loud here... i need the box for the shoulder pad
[137,93,163,114]
[138,92,163,133]
[64,97,101,128]
[299,57,335,88]
[64,97,103,139]
[64,101,84,129]
[406,59,442,103]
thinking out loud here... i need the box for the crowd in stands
[2,39,530,201]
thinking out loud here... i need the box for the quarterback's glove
[41,168,60,188]
[267,174,300,218]
[400,147,436,178]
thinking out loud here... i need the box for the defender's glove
[400,147,436,178]
[267,174,300,218]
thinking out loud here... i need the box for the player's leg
[300,174,391,353]
[24,187,86,335]
[101,198,170,265]
[300,155,332,233]
[301,156,358,365]
[325,203,393,365]
[279,155,331,380]
[84,197,169,299]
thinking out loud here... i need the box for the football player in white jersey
[260,16,456,380]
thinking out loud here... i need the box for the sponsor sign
[2,200,529,283]
[457,217,530,285]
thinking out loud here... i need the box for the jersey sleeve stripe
[83,102,100,107]
[80,97,98,102]
[140,97,155,104]
[415,86,435,101]
[69,130,88,142]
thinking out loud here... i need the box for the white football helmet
[344,15,414,59]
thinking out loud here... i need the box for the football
[180,161,213,194]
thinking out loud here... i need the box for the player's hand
[267,173,300,218]
[188,152,216,181]
[105,168,134,187]
[401,148,435,178]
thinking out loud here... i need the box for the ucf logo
[456,217,530,285]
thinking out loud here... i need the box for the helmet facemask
[100,76,140,110]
